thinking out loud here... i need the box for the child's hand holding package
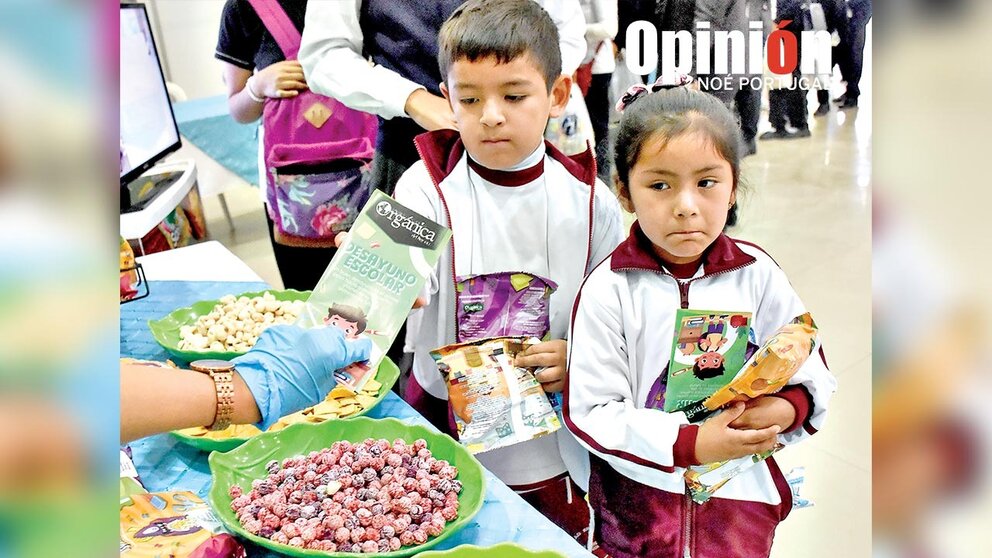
[694,402,781,464]
[728,395,797,432]
[513,339,567,393]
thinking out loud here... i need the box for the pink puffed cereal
[389,537,402,551]
[288,536,304,547]
[441,506,458,521]
[230,495,250,512]
[334,527,351,544]
[229,485,244,499]
[350,526,366,544]
[360,540,378,553]
[271,532,289,545]
[399,531,416,546]
[323,514,344,531]
[413,529,428,544]
[281,523,301,538]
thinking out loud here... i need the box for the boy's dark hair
[326,304,367,334]
[614,88,746,227]
[438,0,561,92]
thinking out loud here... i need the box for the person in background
[833,0,871,108]
[736,0,771,154]
[214,0,333,291]
[760,0,811,140]
[299,0,587,198]
[579,0,619,182]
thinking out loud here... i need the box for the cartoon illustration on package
[661,309,753,413]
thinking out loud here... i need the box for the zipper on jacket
[682,490,692,558]
[414,140,460,341]
[615,261,757,309]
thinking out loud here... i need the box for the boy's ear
[439,82,453,110]
[615,177,635,214]
[548,74,571,118]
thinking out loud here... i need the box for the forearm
[120,363,261,443]
[228,84,264,123]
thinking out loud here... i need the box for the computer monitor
[119,2,181,188]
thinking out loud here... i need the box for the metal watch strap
[190,360,236,431]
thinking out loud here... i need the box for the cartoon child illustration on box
[698,314,729,352]
[325,303,375,389]
[324,303,368,339]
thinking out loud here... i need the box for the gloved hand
[232,325,371,429]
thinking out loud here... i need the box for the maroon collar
[414,129,596,188]
[610,221,756,276]
[466,156,544,186]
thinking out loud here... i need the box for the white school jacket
[394,129,623,486]
[564,223,837,506]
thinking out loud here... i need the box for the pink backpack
[247,0,378,247]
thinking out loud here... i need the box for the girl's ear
[616,177,635,214]
[549,74,571,118]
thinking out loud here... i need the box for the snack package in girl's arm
[679,313,818,422]
[296,191,451,392]
[663,309,753,413]
[431,337,561,454]
[682,314,820,502]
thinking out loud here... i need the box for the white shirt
[580,0,618,74]
[300,0,589,119]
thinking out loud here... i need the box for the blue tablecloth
[122,280,594,557]
[173,96,259,187]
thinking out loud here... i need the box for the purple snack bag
[455,272,557,342]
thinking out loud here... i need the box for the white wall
[144,0,228,99]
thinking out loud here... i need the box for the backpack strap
[246,0,301,60]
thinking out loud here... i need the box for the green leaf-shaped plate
[170,356,401,452]
[419,543,567,558]
[208,417,486,557]
[147,289,311,363]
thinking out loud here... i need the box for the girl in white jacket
[564,81,836,558]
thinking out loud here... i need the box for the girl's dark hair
[613,88,745,227]
[326,304,368,334]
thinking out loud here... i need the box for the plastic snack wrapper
[678,313,818,422]
[455,272,556,341]
[684,446,783,504]
[787,467,814,509]
[120,491,244,557]
[296,191,450,392]
[431,337,561,454]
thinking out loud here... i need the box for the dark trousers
[768,80,808,131]
[265,213,336,291]
[735,83,762,144]
[841,4,871,99]
[584,72,613,182]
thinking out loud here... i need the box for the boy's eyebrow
[452,79,537,90]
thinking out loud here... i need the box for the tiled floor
[196,45,872,558]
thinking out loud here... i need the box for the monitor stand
[121,170,184,214]
[119,160,198,252]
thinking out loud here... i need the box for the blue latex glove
[232,325,372,429]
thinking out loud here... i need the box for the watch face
[190,359,235,372]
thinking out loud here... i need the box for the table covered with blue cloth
[121,279,594,557]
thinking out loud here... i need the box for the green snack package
[296,191,451,392]
[663,309,752,414]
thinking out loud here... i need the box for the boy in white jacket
[564,80,836,557]
[393,0,624,543]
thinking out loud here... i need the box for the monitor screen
[119,2,181,186]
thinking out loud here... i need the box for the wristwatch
[189,359,236,431]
